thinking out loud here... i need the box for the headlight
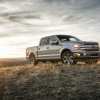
[74,44,80,48]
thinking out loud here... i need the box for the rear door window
[40,38,49,46]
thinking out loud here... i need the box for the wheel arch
[29,52,35,59]
[28,52,38,65]
[60,49,72,58]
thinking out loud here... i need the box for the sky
[0,0,100,58]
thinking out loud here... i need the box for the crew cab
[26,35,100,65]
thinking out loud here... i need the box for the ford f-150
[26,35,100,65]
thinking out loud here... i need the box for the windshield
[57,35,81,42]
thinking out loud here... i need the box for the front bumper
[73,51,100,59]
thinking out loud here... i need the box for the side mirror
[50,40,59,45]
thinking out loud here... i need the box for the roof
[41,34,73,39]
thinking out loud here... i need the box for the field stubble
[0,59,100,100]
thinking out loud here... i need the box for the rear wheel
[61,51,77,65]
[29,54,38,65]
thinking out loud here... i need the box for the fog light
[74,53,81,57]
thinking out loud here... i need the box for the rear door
[37,37,50,59]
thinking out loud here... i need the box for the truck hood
[78,41,98,45]
[61,41,99,49]
[61,41,98,45]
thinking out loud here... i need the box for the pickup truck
[26,35,100,65]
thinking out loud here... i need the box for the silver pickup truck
[26,35,100,65]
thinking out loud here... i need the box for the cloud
[43,0,100,8]
[0,0,100,57]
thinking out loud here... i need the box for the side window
[40,39,44,46]
[49,36,59,45]
[40,38,49,46]
[44,38,49,45]
[50,36,57,42]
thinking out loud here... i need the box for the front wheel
[61,51,77,65]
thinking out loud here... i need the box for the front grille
[91,53,98,56]
[87,53,99,56]
[80,45,99,52]
[85,48,99,51]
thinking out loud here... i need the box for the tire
[61,51,77,65]
[29,54,38,65]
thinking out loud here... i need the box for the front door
[47,36,62,59]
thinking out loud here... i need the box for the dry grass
[0,60,100,100]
